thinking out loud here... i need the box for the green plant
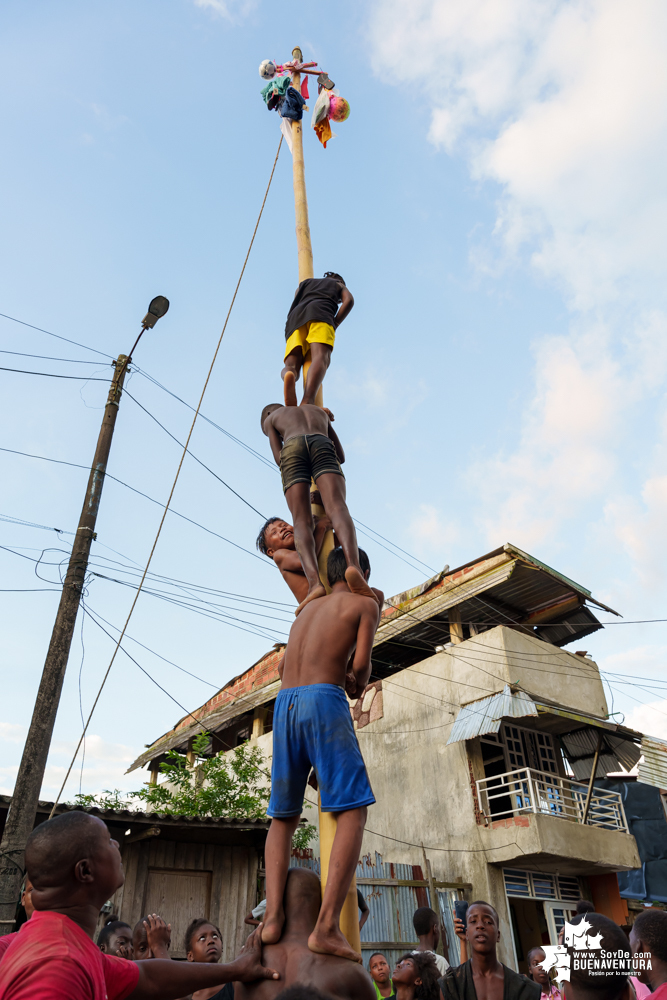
[73,788,135,811]
[71,734,315,849]
[136,734,271,819]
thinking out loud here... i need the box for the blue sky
[2,0,667,799]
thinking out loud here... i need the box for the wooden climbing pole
[287,45,361,957]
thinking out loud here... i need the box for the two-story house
[128,543,667,971]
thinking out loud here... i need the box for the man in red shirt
[0,879,34,963]
[0,811,279,1000]
[630,909,667,1000]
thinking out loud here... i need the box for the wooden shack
[0,797,268,961]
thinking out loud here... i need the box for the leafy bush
[72,733,315,849]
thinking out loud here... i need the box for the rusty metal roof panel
[446,685,539,744]
[638,735,667,789]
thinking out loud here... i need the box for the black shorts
[280,434,344,493]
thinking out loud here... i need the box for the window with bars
[503,868,583,901]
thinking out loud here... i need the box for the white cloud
[192,0,256,21]
[625,698,667,742]
[368,0,667,571]
[0,723,27,743]
[0,730,143,800]
[409,504,459,561]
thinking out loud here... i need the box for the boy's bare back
[268,403,330,442]
[281,588,379,690]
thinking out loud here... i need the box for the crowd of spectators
[0,812,666,1000]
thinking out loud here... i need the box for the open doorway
[508,897,550,975]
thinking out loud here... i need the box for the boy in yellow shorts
[281,272,354,405]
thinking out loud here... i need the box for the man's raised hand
[144,914,172,959]
[234,924,280,982]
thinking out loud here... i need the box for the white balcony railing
[476,767,628,832]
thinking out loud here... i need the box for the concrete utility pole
[287,47,360,957]
[0,297,169,934]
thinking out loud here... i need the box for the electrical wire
[80,603,204,728]
[302,793,525,856]
[0,445,271,564]
[0,311,113,359]
[0,349,104,364]
[0,366,109,380]
[82,604,221,689]
[123,389,266,519]
[49,135,284,816]
[136,368,277,472]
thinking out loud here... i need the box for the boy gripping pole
[261,546,380,963]
[281,273,354,407]
[261,402,379,614]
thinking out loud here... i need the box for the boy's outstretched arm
[267,421,283,466]
[128,926,278,1000]
[348,599,380,696]
[327,422,345,464]
[334,286,354,328]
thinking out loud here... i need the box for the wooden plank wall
[110,838,259,961]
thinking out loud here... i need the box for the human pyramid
[255,273,384,966]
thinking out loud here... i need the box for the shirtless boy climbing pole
[281,272,354,406]
[261,401,378,613]
[261,545,380,963]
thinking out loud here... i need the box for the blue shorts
[267,683,375,818]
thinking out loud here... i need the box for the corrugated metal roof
[638,735,667,789]
[559,728,641,780]
[0,795,270,829]
[376,559,516,648]
[127,678,281,773]
[446,685,539,744]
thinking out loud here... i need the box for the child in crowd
[261,401,378,613]
[391,953,440,1000]
[526,948,561,1000]
[132,914,172,960]
[185,919,232,1000]
[256,516,332,607]
[369,953,396,999]
[0,811,278,1000]
[97,920,133,959]
[281,272,354,406]
[261,547,379,962]
[0,879,34,962]
[412,907,449,976]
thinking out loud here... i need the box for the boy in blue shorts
[262,546,380,964]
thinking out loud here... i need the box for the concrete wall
[436,626,609,717]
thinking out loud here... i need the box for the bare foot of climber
[283,371,298,407]
[260,910,285,946]
[345,566,381,606]
[295,582,327,616]
[308,924,362,964]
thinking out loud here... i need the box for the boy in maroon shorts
[261,401,378,614]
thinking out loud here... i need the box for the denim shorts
[267,684,375,818]
[280,434,344,493]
